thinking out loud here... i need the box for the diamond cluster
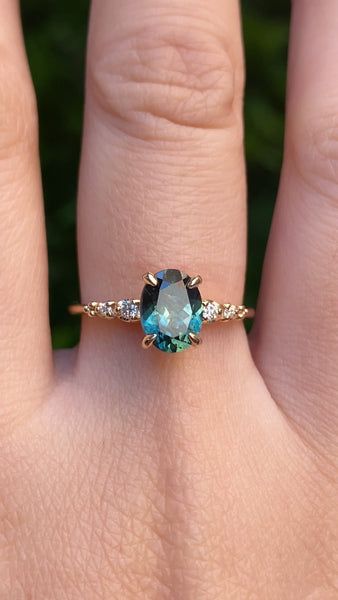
[84,297,246,326]
[84,299,140,321]
[202,301,243,322]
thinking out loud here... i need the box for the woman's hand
[1,1,338,598]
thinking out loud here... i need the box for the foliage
[21,1,289,348]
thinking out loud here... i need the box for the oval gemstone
[140,269,203,353]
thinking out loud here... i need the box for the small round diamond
[97,302,115,318]
[223,304,237,320]
[202,300,220,322]
[117,299,140,321]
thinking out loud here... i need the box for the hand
[1,1,337,598]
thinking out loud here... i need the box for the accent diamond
[202,300,220,322]
[117,299,140,321]
[223,304,237,320]
[97,302,115,318]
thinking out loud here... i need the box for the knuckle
[89,22,241,139]
[289,107,338,195]
[0,64,38,159]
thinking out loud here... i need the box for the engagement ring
[69,269,254,353]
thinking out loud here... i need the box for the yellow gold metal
[187,275,202,289]
[189,332,201,346]
[246,308,255,319]
[142,334,157,349]
[142,272,158,287]
[69,304,85,315]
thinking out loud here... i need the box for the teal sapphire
[140,269,203,353]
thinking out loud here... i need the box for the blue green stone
[140,269,203,353]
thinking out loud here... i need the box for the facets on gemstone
[202,300,220,322]
[117,299,140,321]
[223,304,237,320]
[140,269,203,353]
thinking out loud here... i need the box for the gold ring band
[69,269,255,353]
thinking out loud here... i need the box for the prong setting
[143,272,158,287]
[142,334,157,349]
[187,275,202,289]
[189,332,201,346]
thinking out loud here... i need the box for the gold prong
[142,334,157,349]
[187,275,202,289]
[237,305,247,320]
[143,272,158,287]
[87,301,98,317]
[189,332,201,346]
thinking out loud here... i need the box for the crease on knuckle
[0,63,38,160]
[89,24,240,140]
[289,106,338,199]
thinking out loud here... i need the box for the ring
[69,269,255,353]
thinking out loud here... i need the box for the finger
[251,0,338,446]
[77,0,247,366]
[0,1,52,429]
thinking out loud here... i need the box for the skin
[0,0,338,597]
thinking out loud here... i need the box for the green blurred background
[22,1,290,348]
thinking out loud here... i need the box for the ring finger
[77,0,247,375]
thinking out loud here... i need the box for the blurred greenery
[21,1,289,348]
